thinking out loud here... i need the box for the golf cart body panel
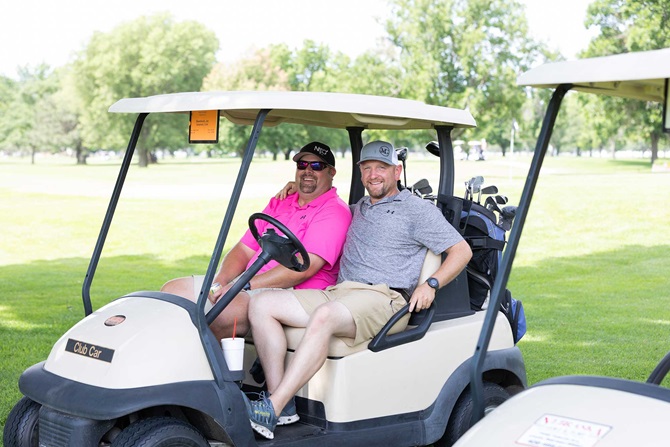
[454,377,670,447]
[460,48,670,445]
[43,296,214,388]
[7,90,527,447]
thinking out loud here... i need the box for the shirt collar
[291,187,338,209]
[363,188,410,207]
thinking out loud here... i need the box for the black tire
[111,417,208,447]
[437,382,509,447]
[3,396,41,447]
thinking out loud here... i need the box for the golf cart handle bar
[368,304,435,352]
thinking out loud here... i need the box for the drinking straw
[233,317,237,340]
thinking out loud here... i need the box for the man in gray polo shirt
[243,140,472,440]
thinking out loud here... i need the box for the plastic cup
[221,337,244,371]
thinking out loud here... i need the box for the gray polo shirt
[337,189,463,294]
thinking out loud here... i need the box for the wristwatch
[426,277,440,290]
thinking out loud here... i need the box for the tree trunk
[650,132,659,165]
[75,142,88,165]
[283,148,291,160]
[31,147,36,165]
[138,147,149,167]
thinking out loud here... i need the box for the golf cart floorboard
[251,417,423,446]
[254,421,325,445]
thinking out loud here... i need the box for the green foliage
[582,0,670,162]
[72,13,219,165]
[385,0,546,149]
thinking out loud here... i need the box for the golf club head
[425,141,440,157]
[501,205,517,219]
[481,185,498,195]
[396,147,408,162]
[411,178,432,196]
[484,196,501,213]
[469,176,485,194]
[495,195,508,205]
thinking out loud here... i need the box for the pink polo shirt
[239,187,352,290]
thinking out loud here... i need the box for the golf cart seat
[281,250,442,358]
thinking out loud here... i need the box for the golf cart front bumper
[19,361,248,445]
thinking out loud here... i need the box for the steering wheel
[248,213,310,272]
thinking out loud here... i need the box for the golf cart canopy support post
[81,113,148,316]
[196,109,269,387]
[347,126,365,205]
[469,83,572,425]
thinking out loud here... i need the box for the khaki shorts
[292,281,410,346]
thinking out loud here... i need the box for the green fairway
[1,153,670,439]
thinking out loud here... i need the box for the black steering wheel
[248,213,310,272]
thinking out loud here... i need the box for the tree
[385,0,546,152]
[72,13,219,167]
[204,42,349,160]
[583,0,670,163]
[0,65,64,164]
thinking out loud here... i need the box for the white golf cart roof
[109,90,476,130]
[517,47,670,103]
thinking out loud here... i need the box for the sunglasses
[296,160,329,171]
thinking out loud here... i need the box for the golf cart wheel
[438,382,509,446]
[111,417,208,447]
[3,396,41,447]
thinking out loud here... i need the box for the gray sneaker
[244,393,277,440]
[277,396,300,426]
[257,391,299,426]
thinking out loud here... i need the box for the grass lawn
[1,153,669,440]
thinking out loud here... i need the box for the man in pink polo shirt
[161,141,351,340]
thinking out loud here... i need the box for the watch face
[427,277,439,289]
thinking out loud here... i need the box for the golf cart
[4,91,526,447]
[454,48,670,446]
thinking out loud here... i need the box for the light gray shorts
[292,281,410,346]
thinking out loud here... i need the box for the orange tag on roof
[189,110,220,143]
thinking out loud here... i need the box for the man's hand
[274,181,297,200]
[408,282,436,312]
[209,282,235,305]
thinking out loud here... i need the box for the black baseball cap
[292,141,335,167]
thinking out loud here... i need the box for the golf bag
[441,195,526,343]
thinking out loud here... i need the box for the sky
[0,0,597,80]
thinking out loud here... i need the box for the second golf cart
[454,48,670,446]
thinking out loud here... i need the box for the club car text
[65,338,115,363]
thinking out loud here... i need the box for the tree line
[0,0,667,167]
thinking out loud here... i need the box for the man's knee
[248,289,294,321]
[160,277,194,299]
